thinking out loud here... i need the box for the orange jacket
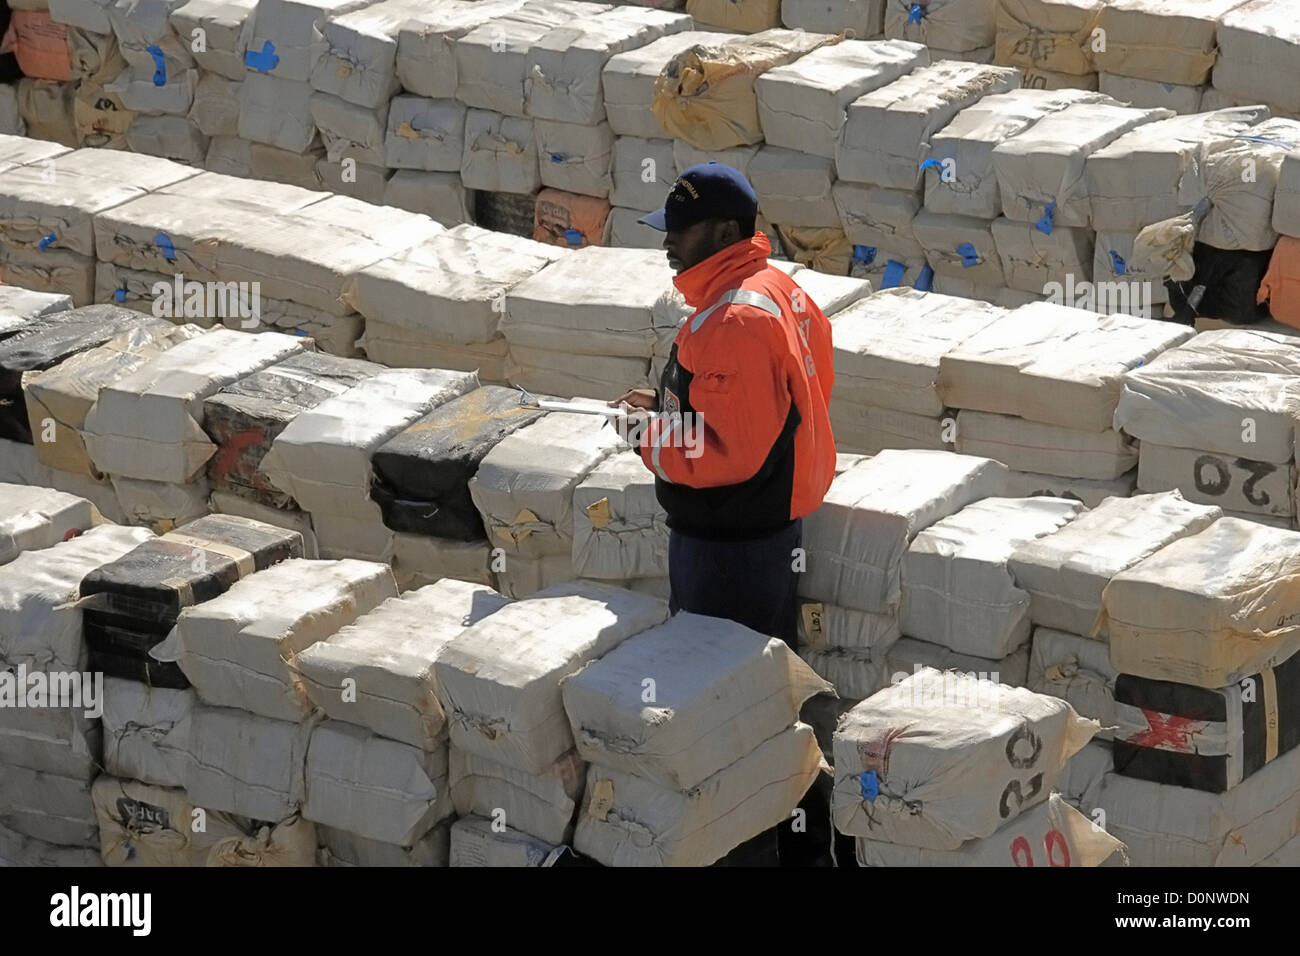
[639,233,836,538]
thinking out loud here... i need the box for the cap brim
[637,207,668,231]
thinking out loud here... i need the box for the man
[611,161,836,649]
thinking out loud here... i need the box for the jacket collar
[672,233,773,310]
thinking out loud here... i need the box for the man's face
[664,219,732,274]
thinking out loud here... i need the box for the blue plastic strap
[114,288,126,302]
[244,40,279,73]
[38,232,56,250]
[913,263,934,291]
[881,260,906,289]
[154,232,176,261]
[146,45,166,86]
[919,158,942,172]
[908,3,923,24]
[563,228,582,245]
[1035,201,1056,235]
[1109,250,1127,276]
[860,770,879,802]
[956,242,980,267]
[853,244,877,266]
[550,153,563,164]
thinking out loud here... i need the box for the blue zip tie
[1036,201,1056,235]
[154,232,176,262]
[957,241,980,267]
[114,288,126,302]
[147,45,166,86]
[908,3,923,24]
[563,228,582,245]
[860,770,879,802]
[853,244,877,266]
[913,263,934,291]
[38,232,56,250]
[881,260,906,289]
[550,153,563,163]
[919,158,942,172]
[244,40,279,73]
[1109,250,1127,276]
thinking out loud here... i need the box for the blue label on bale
[244,41,279,73]
[860,770,879,802]
[147,45,166,86]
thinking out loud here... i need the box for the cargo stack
[468,410,621,597]
[0,521,156,862]
[1091,0,1248,116]
[1211,0,1300,121]
[779,0,884,38]
[938,301,1194,505]
[1086,517,1300,864]
[797,449,1008,700]
[435,581,668,864]
[1114,329,1300,529]
[563,612,830,865]
[295,577,509,865]
[838,60,1020,288]
[833,668,1121,865]
[571,449,668,597]
[343,223,567,381]
[992,0,1105,91]
[883,0,998,63]
[258,366,477,562]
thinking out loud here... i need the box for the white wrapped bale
[1137,443,1295,519]
[492,551,573,599]
[260,367,477,519]
[1028,627,1119,735]
[828,404,949,456]
[563,613,832,789]
[0,823,102,866]
[900,496,1083,657]
[1004,468,1136,507]
[781,0,885,36]
[602,30,732,140]
[832,666,1098,848]
[671,140,761,179]
[884,636,1030,687]
[1092,0,1250,87]
[188,73,241,137]
[610,136,675,212]
[0,483,97,565]
[183,703,317,820]
[790,269,872,316]
[0,524,153,673]
[523,7,690,126]
[434,581,669,773]
[754,38,927,159]
[459,109,539,194]
[1058,738,1112,810]
[310,512,394,562]
[571,450,666,581]
[0,135,72,177]
[295,579,508,747]
[533,118,615,198]
[1097,74,1204,115]
[1095,744,1300,866]
[1113,329,1300,464]
[800,449,1009,613]
[911,210,1005,287]
[302,720,452,846]
[155,558,397,721]
[990,215,1093,294]
[955,409,1137,480]
[358,324,510,380]
[0,701,100,779]
[170,0,259,80]
[1214,0,1300,117]
[937,301,1194,431]
[0,88,22,138]
[834,183,925,260]
[837,61,1021,188]
[390,534,496,591]
[857,792,1126,865]
[318,821,449,866]
[1091,231,1170,310]
[994,0,1104,76]
[108,0,196,77]
[449,814,565,866]
[384,96,465,171]
[799,600,902,653]
[1197,118,1300,252]
[829,288,1006,414]
[309,0,426,109]
[81,328,305,484]
[110,474,211,531]
[310,91,387,166]
[1101,518,1300,687]
[1085,107,1269,234]
[91,776,250,866]
[245,0,378,84]
[0,286,73,330]
[991,100,1172,226]
[204,135,325,187]
[102,677,195,788]
[382,170,474,226]
[238,73,317,151]
[1275,152,1300,239]
[748,146,840,228]
[108,65,199,117]
[884,0,997,52]
[574,722,822,866]
[393,0,528,100]
[0,768,98,846]
[449,747,583,845]
[455,0,612,118]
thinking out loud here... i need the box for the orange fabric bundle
[2,11,73,82]
[533,188,611,249]
[1258,235,1300,328]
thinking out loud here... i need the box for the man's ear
[716,219,743,246]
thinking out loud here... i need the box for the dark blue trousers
[667,519,802,649]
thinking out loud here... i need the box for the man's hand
[609,388,658,412]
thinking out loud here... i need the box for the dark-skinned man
[610,162,838,867]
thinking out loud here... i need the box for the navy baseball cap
[638,162,759,232]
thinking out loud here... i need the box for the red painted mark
[207,426,267,485]
[1127,710,1205,752]
[63,527,83,541]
